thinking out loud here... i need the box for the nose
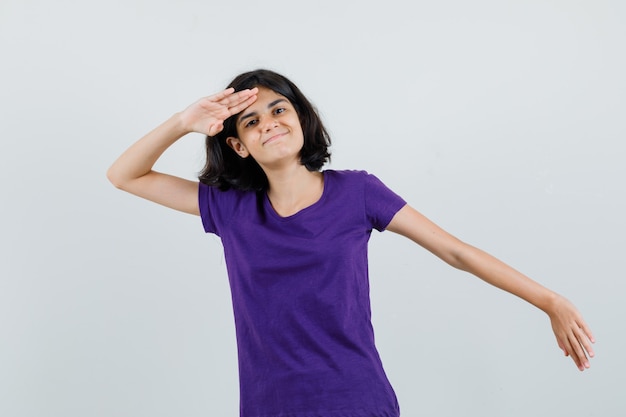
[259,114,278,132]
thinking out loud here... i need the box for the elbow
[443,251,466,271]
[441,242,476,272]
[106,166,126,190]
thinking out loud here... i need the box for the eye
[244,119,258,128]
[274,107,286,115]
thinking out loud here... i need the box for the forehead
[250,87,288,106]
[236,87,293,123]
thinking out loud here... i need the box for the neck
[263,164,324,217]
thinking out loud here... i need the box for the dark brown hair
[198,69,331,191]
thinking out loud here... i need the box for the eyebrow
[238,98,288,125]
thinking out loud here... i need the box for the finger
[208,87,236,101]
[566,332,589,370]
[217,87,258,106]
[208,121,224,137]
[575,322,595,360]
[226,94,257,116]
[573,323,594,363]
[579,318,596,346]
[562,339,582,370]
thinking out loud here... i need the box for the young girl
[107,69,595,417]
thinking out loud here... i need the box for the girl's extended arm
[386,204,595,371]
[106,88,258,214]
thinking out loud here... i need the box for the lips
[262,132,287,145]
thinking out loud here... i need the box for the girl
[107,69,595,417]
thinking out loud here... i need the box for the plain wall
[1,0,624,416]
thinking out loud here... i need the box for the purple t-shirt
[199,169,407,417]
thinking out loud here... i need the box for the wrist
[171,111,192,135]
[540,291,562,316]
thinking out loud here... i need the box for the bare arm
[106,88,258,215]
[387,204,595,371]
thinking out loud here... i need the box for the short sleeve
[198,182,228,236]
[364,173,407,232]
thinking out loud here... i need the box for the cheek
[294,118,305,137]
[238,132,257,148]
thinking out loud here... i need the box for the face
[227,87,304,170]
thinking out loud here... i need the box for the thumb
[208,122,224,137]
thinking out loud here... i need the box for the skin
[107,87,595,371]
[225,87,324,216]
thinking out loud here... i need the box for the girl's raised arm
[106,88,257,214]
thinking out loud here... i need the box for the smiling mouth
[263,132,286,145]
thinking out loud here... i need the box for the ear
[226,137,250,158]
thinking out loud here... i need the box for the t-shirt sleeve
[198,182,226,236]
[363,173,407,232]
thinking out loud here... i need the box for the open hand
[548,294,595,371]
[180,87,258,136]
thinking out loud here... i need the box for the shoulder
[324,169,391,189]
[324,169,372,184]
[198,182,260,234]
[198,182,258,216]
[324,169,406,231]
[199,182,256,198]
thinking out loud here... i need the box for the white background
[1,0,624,416]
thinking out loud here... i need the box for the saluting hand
[180,87,258,136]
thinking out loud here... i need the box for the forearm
[452,243,558,313]
[107,112,189,189]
